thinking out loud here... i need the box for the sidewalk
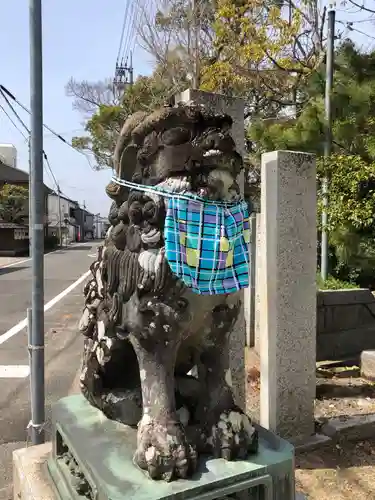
[0,257,27,268]
[0,283,84,499]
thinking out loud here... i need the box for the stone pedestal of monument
[13,395,297,500]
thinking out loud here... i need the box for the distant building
[83,209,94,240]
[48,192,95,243]
[0,155,50,255]
[94,215,110,239]
[0,144,17,169]
[48,192,80,244]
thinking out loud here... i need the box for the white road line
[0,270,91,346]
[0,258,31,269]
[0,365,30,378]
[0,242,97,269]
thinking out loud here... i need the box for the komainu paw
[209,409,258,460]
[134,415,198,481]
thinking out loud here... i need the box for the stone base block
[47,394,296,500]
[13,442,55,500]
[361,350,375,380]
[321,414,375,441]
[293,433,331,452]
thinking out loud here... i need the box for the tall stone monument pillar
[175,89,248,407]
[259,151,317,442]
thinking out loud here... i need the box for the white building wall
[48,194,78,244]
[0,144,17,168]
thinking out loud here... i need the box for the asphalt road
[0,242,99,335]
[0,242,100,499]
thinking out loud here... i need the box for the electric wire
[117,1,131,64]
[0,84,105,168]
[0,88,30,137]
[130,0,146,57]
[122,0,143,65]
[0,88,72,198]
[0,101,28,142]
[122,2,136,63]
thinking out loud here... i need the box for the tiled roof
[0,161,29,182]
[0,160,52,192]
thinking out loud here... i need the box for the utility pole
[192,0,200,89]
[57,185,62,247]
[321,8,335,280]
[29,0,45,445]
[114,51,133,92]
[28,136,32,259]
[129,51,134,87]
[81,200,86,242]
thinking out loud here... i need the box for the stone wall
[254,287,375,361]
[317,289,375,361]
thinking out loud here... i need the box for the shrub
[317,274,358,290]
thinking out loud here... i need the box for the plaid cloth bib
[164,196,250,295]
[110,175,251,295]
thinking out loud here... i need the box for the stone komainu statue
[78,101,258,481]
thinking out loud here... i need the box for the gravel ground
[245,354,375,499]
[296,439,375,499]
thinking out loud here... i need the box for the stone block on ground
[321,414,375,442]
[13,442,55,500]
[361,350,375,380]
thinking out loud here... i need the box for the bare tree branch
[65,78,120,117]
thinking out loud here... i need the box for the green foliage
[201,0,321,112]
[72,105,127,169]
[316,155,375,286]
[0,184,28,223]
[317,274,358,290]
[247,41,375,286]
[249,41,375,161]
[317,155,375,232]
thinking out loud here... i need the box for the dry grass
[296,439,375,499]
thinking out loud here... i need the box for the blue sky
[0,1,152,216]
[0,2,373,217]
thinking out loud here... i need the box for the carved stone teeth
[203,149,221,157]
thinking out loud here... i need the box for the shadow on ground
[0,266,28,276]
[296,437,375,499]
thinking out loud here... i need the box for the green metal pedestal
[47,395,295,500]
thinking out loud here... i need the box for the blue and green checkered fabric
[164,196,250,295]
[111,175,251,295]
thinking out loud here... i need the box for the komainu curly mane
[78,101,258,481]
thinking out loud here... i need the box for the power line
[122,1,136,63]
[127,0,143,60]
[0,84,104,167]
[0,95,89,201]
[346,24,375,41]
[0,88,62,194]
[43,153,59,190]
[114,0,139,88]
[0,101,28,141]
[117,0,131,64]
[0,88,30,136]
